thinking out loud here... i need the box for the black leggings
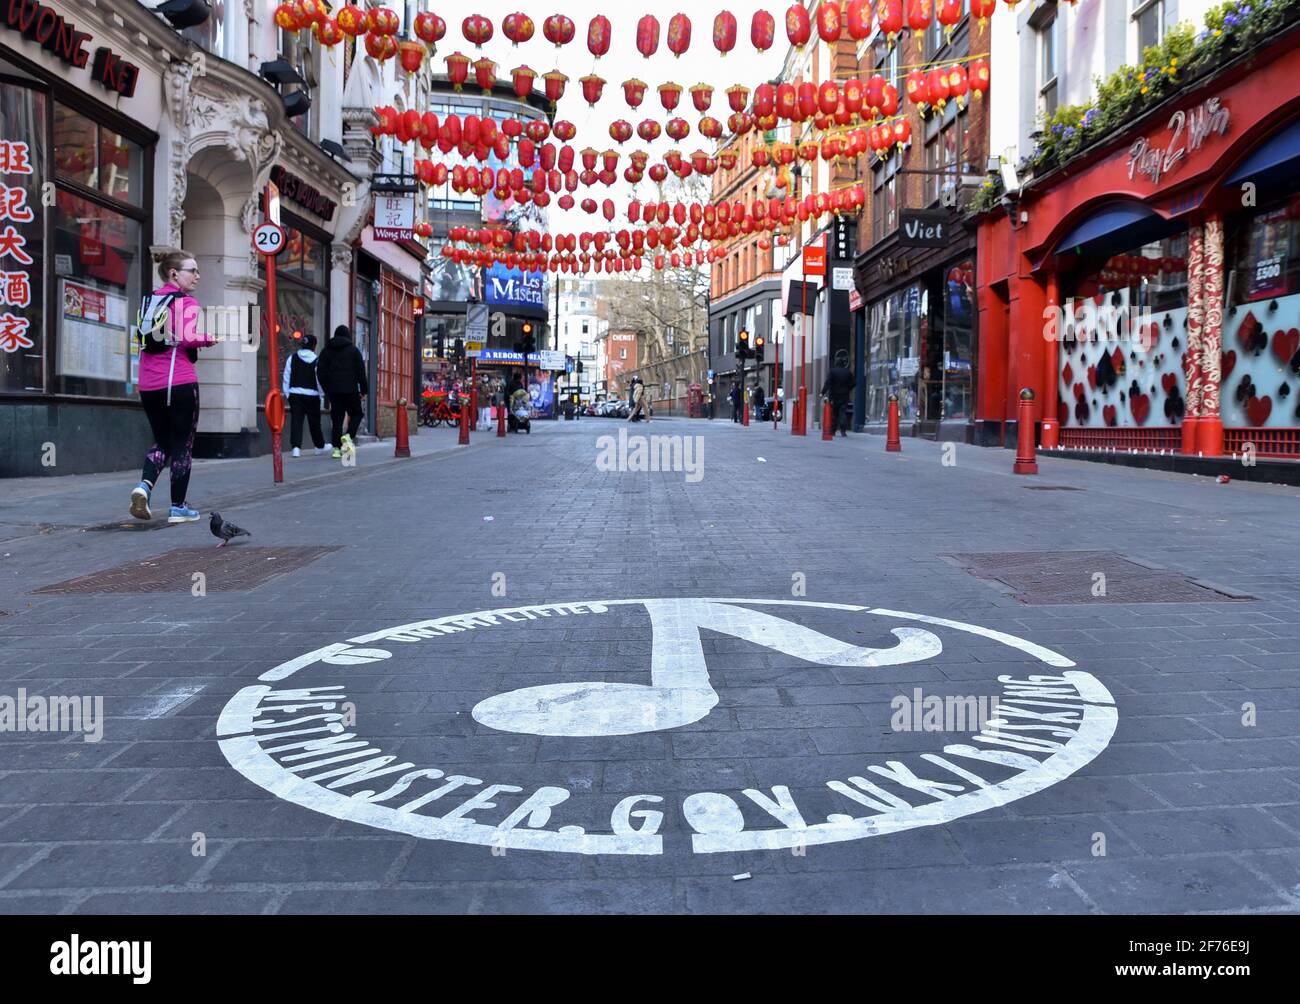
[140,383,200,507]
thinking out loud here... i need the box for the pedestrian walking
[821,349,855,438]
[728,384,742,423]
[282,334,325,457]
[317,325,368,459]
[629,377,649,422]
[751,381,767,422]
[128,250,215,524]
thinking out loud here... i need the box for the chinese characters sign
[0,138,34,355]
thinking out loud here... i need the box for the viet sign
[219,598,1116,857]
[898,209,952,249]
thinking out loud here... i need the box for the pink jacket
[137,284,215,393]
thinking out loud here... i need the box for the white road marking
[132,684,205,719]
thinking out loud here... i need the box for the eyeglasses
[177,267,200,275]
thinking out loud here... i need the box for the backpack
[134,292,179,355]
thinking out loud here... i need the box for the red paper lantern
[511,65,536,98]
[893,118,911,149]
[776,82,797,119]
[798,141,818,162]
[971,0,996,24]
[699,117,723,140]
[397,39,424,73]
[473,58,496,92]
[650,164,668,183]
[880,83,898,116]
[846,0,873,39]
[659,83,684,113]
[722,85,749,115]
[603,200,616,222]
[313,17,344,46]
[797,82,817,120]
[866,74,886,114]
[751,9,776,51]
[503,12,535,46]
[926,67,950,109]
[412,11,445,45]
[754,83,776,118]
[637,15,661,58]
[581,75,606,106]
[543,14,576,47]
[878,0,904,40]
[554,121,577,142]
[947,64,969,107]
[502,118,523,140]
[543,71,569,104]
[664,118,688,142]
[461,14,493,47]
[905,69,930,109]
[668,13,692,57]
[720,150,738,170]
[622,79,648,109]
[817,1,841,42]
[691,84,714,113]
[785,3,811,48]
[752,148,771,169]
[969,59,991,98]
[365,32,398,61]
[292,0,324,26]
[711,11,738,57]
[525,120,551,143]
[587,15,612,58]
[370,6,401,34]
[907,0,933,33]
[937,0,962,38]
[728,112,754,136]
[818,80,840,116]
[842,77,865,116]
[609,120,633,144]
[637,120,662,142]
[336,4,366,35]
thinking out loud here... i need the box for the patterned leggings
[140,383,200,507]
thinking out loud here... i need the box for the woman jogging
[128,250,215,523]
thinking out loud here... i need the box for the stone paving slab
[1,419,1299,914]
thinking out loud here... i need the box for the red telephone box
[687,383,704,418]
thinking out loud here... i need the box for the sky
[428,4,790,238]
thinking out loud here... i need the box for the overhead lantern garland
[543,13,576,47]
[588,15,612,58]
[502,11,535,46]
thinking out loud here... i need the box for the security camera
[1000,161,1022,197]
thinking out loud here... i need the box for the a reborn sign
[219,599,1117,855]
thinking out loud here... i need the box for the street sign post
[256,197,286,483]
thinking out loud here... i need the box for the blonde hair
[155,249,195,284]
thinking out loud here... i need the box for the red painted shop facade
[975,32,1300,458]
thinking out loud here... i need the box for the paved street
[2,419,1299,915]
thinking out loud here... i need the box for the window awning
[1055,203,1163,255]
[1227,118,1300,186]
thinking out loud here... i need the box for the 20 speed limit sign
[253,222,286,256]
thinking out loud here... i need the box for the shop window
[53,104,143,208]
[866,283,926,424]
[924,106,967,207]
[257,220,329,404]
[940,259,977,421]
[872,153,899,243]
[181,2,228,59]
[1035,4,1059,122]
[1132,0,1171,55]
[1222,193,1300,430]
[0,84,46,395]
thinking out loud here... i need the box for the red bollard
[742,401,750,426]
[469,388,478,431]
[822,399,834,441]
[458,400,470,446]
[1013,388,1039,475]
[885,394,902,452]
[497,402,506,438]
[394,397,411,458]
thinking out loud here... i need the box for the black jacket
[316,333,369,397]
[822,365,855,401]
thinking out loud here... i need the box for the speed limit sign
[252,222,286,256]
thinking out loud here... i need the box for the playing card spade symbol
[1074,398,1091,424]
[1280,383,1291,400]
[1096,351,1117,390]
[1164,389,1185,421]
[1172,336,1181,350]
[1235,375,1256,405]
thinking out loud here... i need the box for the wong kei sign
[1127,96,1231,186]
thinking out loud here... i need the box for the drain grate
[33,546,339,594]
[1023,485,1085,491]
[945,550,1251,605]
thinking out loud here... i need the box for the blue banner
[485,264,546,310]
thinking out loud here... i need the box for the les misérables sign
[2,0,140,98]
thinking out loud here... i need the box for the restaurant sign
[1127,96,1231,186]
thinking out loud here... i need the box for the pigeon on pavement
[209,512,251,547]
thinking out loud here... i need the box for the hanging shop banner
[485,263,546,310]
[373,195,414,241]
[898,209,953,249]
[803,239,826,277]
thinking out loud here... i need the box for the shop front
[855,211,979,443]
[0,1,156,477]
[976,26,1300,458]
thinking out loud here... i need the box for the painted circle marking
[218,599,1117,856]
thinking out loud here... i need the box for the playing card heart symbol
[1246,395,1272,427]
[1087,364,1097,389]
[1161,372,1178,394]
[1221,350,1236,380]
[1062,362,1074,387]
[1102,404,1118,426]
[1073,382,1085,401]
[1130,392,1151,425]
[1272,328,1300,366]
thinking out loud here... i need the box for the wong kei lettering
[2,0,139,97]
[1127,96,1231,186]
[0,139,35,355]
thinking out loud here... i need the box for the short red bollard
[1013,388,1039,475]
[742,401,750,426]
[394,397,411,458]
[469,388,478,431]
[822,399,834,441]
[885,394,902,452]
[496,403,506,438]
[458,401,470,446]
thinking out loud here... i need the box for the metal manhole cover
[83,520,177,532]
[945,550,1251,605]
[33,546,339,594]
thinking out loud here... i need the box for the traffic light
[754,335,766,363]
[453,337,465,362]
[736,329,750,361]
[576,359,584,374]
[521,322,535,357]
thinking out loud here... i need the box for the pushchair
[508,390,531,434]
